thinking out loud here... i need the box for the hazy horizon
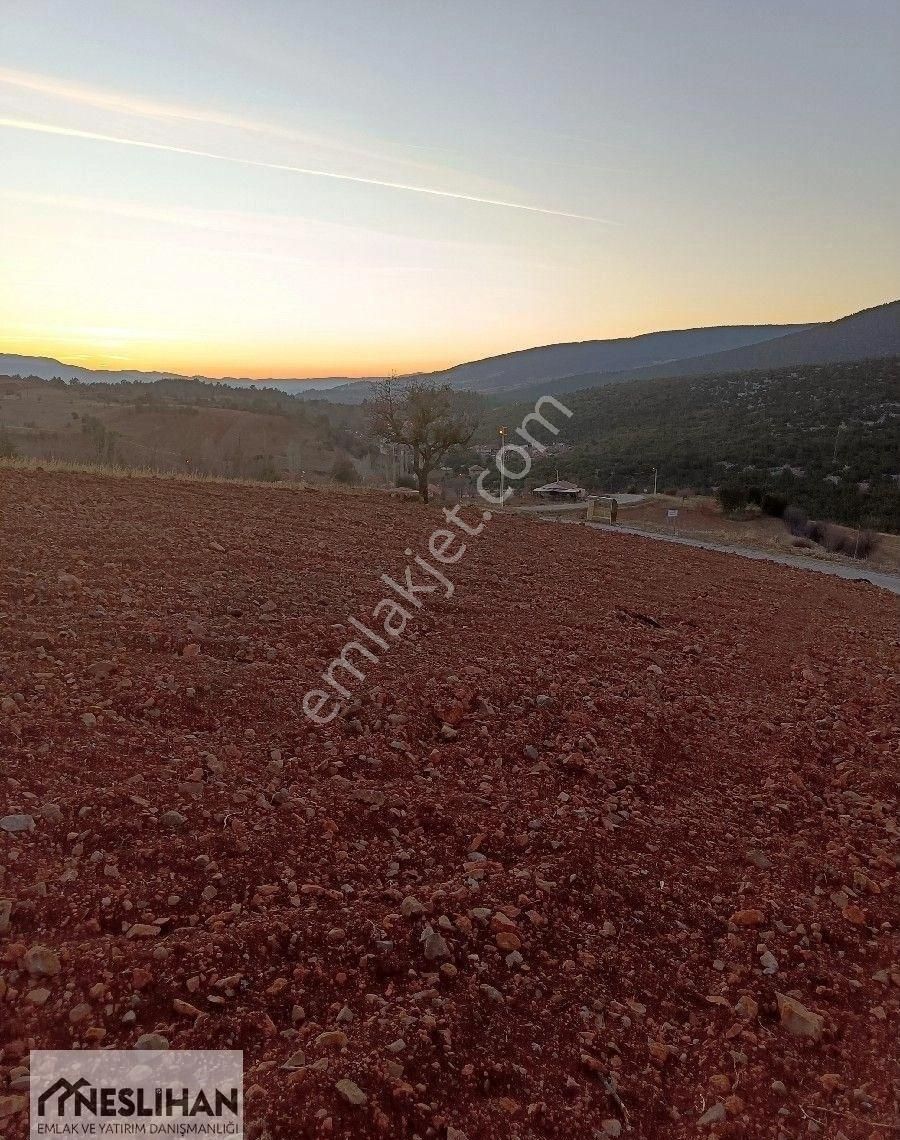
[2,1,898,378]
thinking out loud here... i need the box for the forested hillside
[490,358,900,530]
[0,374,370,481]
[514,299,900,397]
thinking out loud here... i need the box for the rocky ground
[0,467,897,1139]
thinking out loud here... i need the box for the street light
[652,466,658,495]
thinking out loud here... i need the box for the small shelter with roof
[533,479,585,501]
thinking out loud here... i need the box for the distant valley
[3,299,897,404]
[2,299,898,531]
[0,355,355,395]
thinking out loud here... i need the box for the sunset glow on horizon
[1,2,898,379]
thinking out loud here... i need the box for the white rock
[1,814,35,833]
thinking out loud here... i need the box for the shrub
[854,530,879,558]
[250,455,281,482]
[783,506,808,537]
[822,525,851,554]
[761,492,788,518]
[395,473,417,490]
[331,457,359,485]
[80,415,122,466]
[0,424,16,459]
[746,485,764,507]
[717,485,747,513]
[784,511,878,558]
[805,519,828,545]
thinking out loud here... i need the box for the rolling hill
[417,323,807,393]
[295,300,899,403]
[1,323,806,404]
[295,323,808,403]
[5,300,897,407]
[0,374,371,481]
[0,354,352,395]
[522,299,900,399]
[483,356,900,531]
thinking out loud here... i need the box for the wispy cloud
[6,189,554,293]
[0,188,460,246]
[0,66,427,171]
[0,66,627,179]
[0,116,608,222]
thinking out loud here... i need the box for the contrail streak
[0,65,434,172]
[0,116,607,223]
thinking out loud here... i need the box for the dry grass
[0,454,374,496]
[0,377,342,478]
[617,494,900,574]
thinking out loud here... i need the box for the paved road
[513,493,648,514]
[513,501,591,514]
[602,493,649,506]
[575,519,900,596]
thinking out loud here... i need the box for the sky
[1,0,898,378]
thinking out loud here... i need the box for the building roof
[534,479,584,493]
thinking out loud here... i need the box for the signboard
[666,509,678,519]
[30,1050,243,1139]
[587,496,618,523]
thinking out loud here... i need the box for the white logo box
[30,1050,243,1138]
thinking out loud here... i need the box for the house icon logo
[36,1076,92,1116]
[29,1049,244,1138]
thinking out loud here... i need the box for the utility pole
[498,426,507,504]
[652,466,658,495]
[853,504,864,560]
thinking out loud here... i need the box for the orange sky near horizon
[1,3,898,380]
[0,289,877,380]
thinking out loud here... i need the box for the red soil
[1,468,897,1138]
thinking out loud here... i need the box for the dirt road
[581,519,900,595]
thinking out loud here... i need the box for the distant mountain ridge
[0,324,807,402]
[309,300,898,403]
[293,323,809,403]
[523,299,900,400]
[3,299,897,404]
[0,355,353,395]
[430,324,808,393]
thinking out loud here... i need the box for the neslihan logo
[30,1051,243,1138]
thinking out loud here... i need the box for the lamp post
[652,466,658,496]
[498,426,507,505]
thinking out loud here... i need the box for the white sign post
[667,507,678,534]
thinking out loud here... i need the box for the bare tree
[369,379,480,503]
